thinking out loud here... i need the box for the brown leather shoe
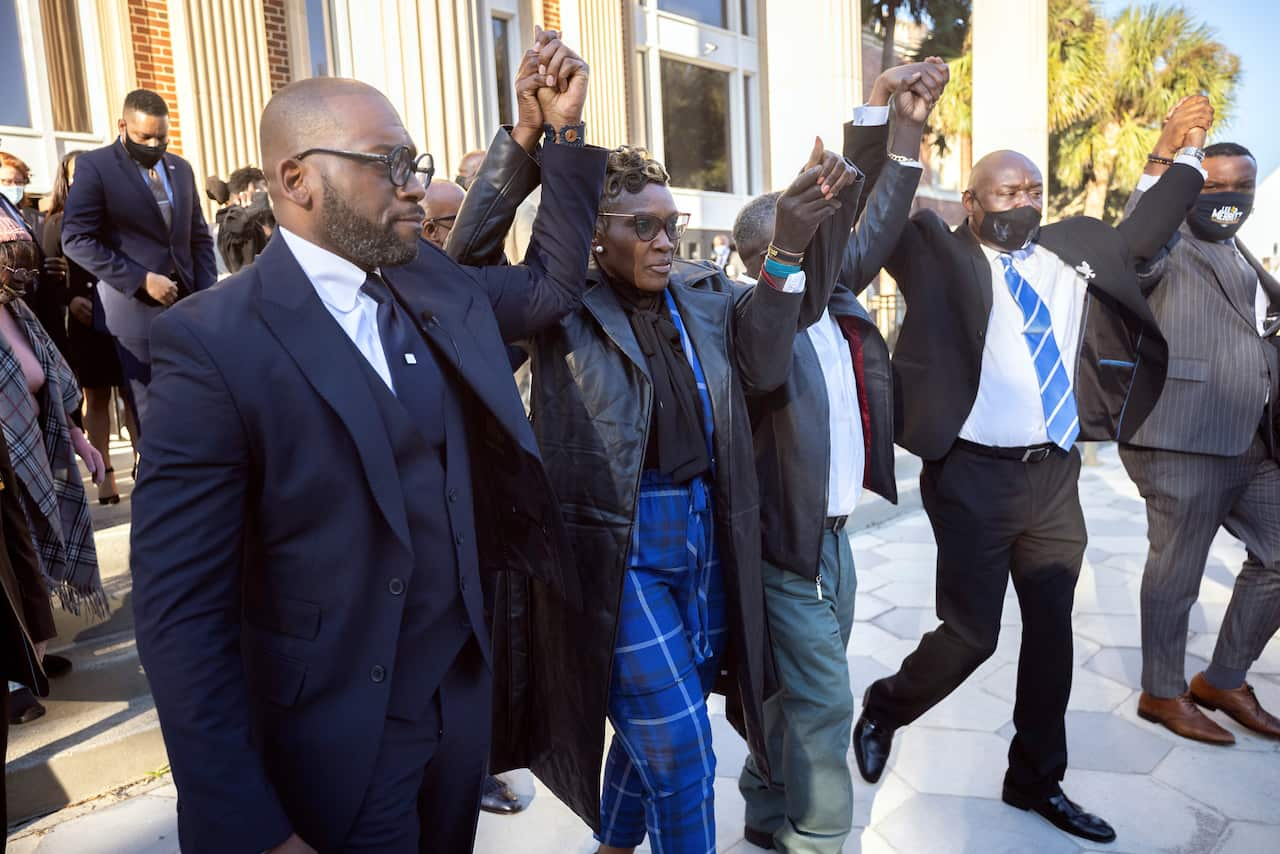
[1190,672,1280,739]
[1137,691,1235,744]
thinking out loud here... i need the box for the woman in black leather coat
[448,133,859,851]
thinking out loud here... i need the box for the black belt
[954,439,1059,463]
[824,515,848,532]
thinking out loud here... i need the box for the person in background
[216,166,275,275]
[0,220,106,726]
[42,150,136,506]
[1,427,57,852]
[0,152,69,355]
[61,89,217,433]
[711,233,731,268]
[421,179,464,249]
[455,149,487,190]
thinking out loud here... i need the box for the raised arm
[131,313,294,852]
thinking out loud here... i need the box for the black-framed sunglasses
[294,145,435,188]
[600,212,691,242]
[1,265,38,286]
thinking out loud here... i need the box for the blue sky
[1100,0,1280,178]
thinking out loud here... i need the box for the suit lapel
[1179,230,1257,326]
[253,237,412,555]
[1239,239,1280,310]
[954,221,994,320]
[111,140,168,236]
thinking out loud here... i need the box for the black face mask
[124,135,167,169]
[1187,191,1253,242]
[975,202,1041,252]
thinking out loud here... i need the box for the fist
[144,272,179,307]
[531,26,589,131]
[891,57,949,126]
[772,136,847,253]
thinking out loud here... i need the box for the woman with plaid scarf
[0,214,107,725]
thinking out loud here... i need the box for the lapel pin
[404,354,417,365]
[1075,260,1096,281]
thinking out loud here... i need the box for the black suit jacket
[61,140,216,341]
[130,137,606,853]
[884,149,1204,460]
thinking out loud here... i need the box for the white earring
[593,245,604,254]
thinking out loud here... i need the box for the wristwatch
[543,122,586,148]
[1175,146,1206,163]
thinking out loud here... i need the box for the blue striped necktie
[999,254,1079,451]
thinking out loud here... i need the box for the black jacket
[0,431,54,696]
[445,129,844,831]
[750,120,920,580]
[883,143,1205,461]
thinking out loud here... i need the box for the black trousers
[343,638,490,853]
[865,444,1085,800]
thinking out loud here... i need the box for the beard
[317,174,419,269]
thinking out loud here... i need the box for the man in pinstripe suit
[1121,140,1280,744]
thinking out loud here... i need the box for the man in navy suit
[61,89,216,431]
[130,33,604,854]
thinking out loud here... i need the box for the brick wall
[127,0,182,152]
[262,0,292,92]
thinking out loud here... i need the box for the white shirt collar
[278,226,374,313]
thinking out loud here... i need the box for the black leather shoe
[479,774,525,815]
[1002,788,1116,844]
[8,687,46,725]
[743,825,775,849]
[853,711,895,783]
[43,653,72,679]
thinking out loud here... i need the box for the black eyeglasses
[2,265,37,286]
[293,145,434,188]
[600,212,691,242]
[425,215,456,229]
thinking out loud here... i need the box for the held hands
[1154,95,1214,157]
[144,271,178,307]
[772,137,858,254]
[890,56,949,127]
[513,26,589,147]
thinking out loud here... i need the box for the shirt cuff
[1137,153,1209,191]
[853,105,890,126]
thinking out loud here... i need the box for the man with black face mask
[62,88,216,432]
[1118,139,1280,746]
[849,97,1214,845]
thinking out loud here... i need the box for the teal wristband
[764,257,802,278]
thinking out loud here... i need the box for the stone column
[970,0,1048,181]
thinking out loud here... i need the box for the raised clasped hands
[1155,94,1214,157]
[512,25,590,151]
[871,57,950,127]
[772,136,860,254]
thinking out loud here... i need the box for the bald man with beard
[848,99,1216,845]
[130,35,605,854]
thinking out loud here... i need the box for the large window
[305,0,335,77]
[491,15,513,126]
[658,0,727,29]
[0,0,32,128]
[659,59,731,193]
[39,0,92,133]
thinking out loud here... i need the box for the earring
[593,245,604,254]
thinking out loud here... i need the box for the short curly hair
[600,145,669,212]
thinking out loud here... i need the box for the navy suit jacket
[60,139,216,340]
[130,138,606,852]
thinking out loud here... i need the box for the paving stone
[980,663,1133,714]
[870,541,937,564]
[1211,821,1280,854]
[870,638,924,672]
[852,550,892,575]
[1186,601,1228,634]
[711,709,749,780]
[889,728,1009,797]
[1072,582,1140,616]
[915,680,1012,733]
[876,793,1082,854]
[872,607,938,640]
[1073,613,1144,648]
[1083,646,1208,692]
[1087,536,1151,557]
[1154,747,1280,822]
[847,655,893,696]
[853,566,892,591]
[1064,711,1173,773]
[848,622,912,659]
[850,533,886,551]
[869,557,937,585]
[1064,769,1227,854]
[874,581,938,609]
[848,767,916,829]
[26,795,178,854]
[854,592,894,622]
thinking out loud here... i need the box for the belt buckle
[829,515,848,533]
[1021,447,1050,463]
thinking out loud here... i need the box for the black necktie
[361,273,446,448]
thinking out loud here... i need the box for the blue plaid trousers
[597,471,727,853]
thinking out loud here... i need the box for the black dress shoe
[853,712,895,783]
[479,774,525,815]
[8,687,46,725]
[743,825,775,849]
[43,653,72,679]
[1002,788,1116,844]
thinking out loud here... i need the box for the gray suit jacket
[1123,187,1280,456]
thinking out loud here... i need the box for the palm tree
[1055,3,1238,221]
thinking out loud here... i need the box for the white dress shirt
[739,274,864,513]
[278,226,394,391]
[851,105,924,169]
[959,244,1089,447]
